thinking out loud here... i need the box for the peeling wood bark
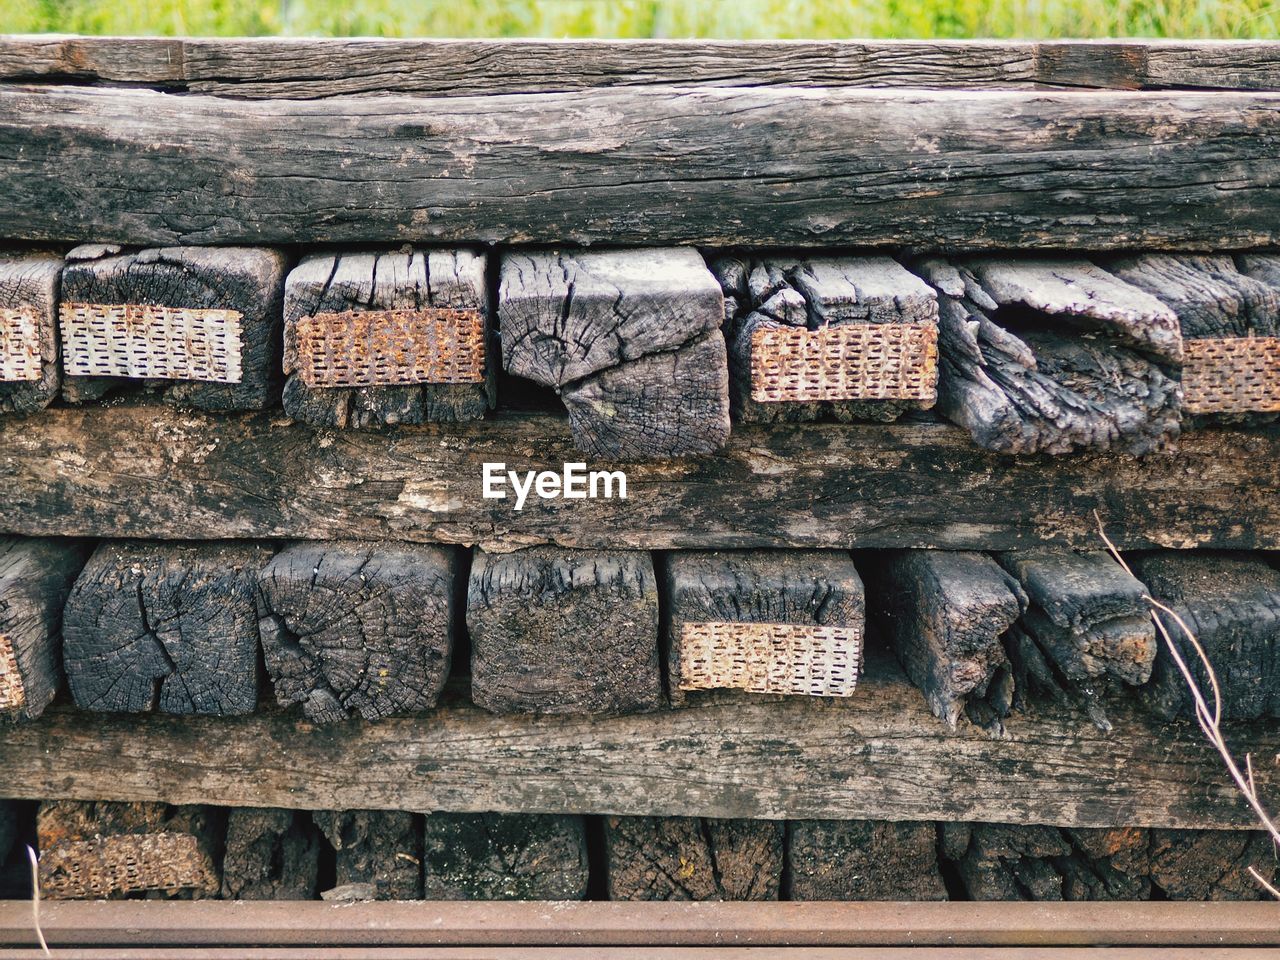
[0,251,61,415]
[421,813,588,900]
[787,820,947,901]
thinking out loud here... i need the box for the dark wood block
[314,810,422,901]
[221,807,321,900]
[0,537,89,722]
[62,541,271,716]
[787,820,947,900]
[664,549,863,707]
[58,244,286,411]
[0,251,61,414]
[258,541,455,724]
[0,799,14,869]
[1149,828,1280,900]
[467,546,661,716]
[421,812,588,900]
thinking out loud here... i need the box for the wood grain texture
[4,39,1280,98]
[2,84,1279,249]
[0,251,61,415]
[787,820,947,901]
[0,655,1273,829]
[1,406,1279,552]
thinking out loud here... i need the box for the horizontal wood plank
[1,405,1278,552]
[1,85,1279,248]
[0,656,1274,829]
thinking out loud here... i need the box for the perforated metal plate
[678,621,861,697]
[750,323,937,403]
[289,308,487,388]
[40,833,218,899]
[0,634,22,711]
[1183,336,1280,415]
[60,303,244,383]
[0,306,42,382]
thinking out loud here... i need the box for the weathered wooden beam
[0,656,1273,829]
[0,250,61,415]
[2,85,1279,249]
[2,406,1278,552]
[3,39,1280,98]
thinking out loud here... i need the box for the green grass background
[3,0,1278,39]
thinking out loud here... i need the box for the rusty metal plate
[679,621,861,697]
[750,322,937,403]
[40,832,219,900]
[288,308,486,388]
[0,306,42,382]
[1183,336,1280,415]
[0,633,22,711]
[60,303,244,383]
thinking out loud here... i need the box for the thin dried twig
[27,845,50,958]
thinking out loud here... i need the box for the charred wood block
[314,810,422,901]
[866,551,1026,729]
[257,541,455,724]
[63,541,270,716]
[1150,828,1280,900]
[1058,828,1155,901]
[0,538,89,722]
[911,256,1182,455]
[0,251,61,415]
[282,249,492,428]
[37,800,222,900]
[421,812,588,900]
[716,256,939,424]
[786,820,947,901]
[467,547,661,716]
[663,550,864,707]
[604,816,782,901]
[221,807,321,900]
[1129,552,1280,721]
[58,244,286,411]
[499,249,728,459]
[953,823,1072,901]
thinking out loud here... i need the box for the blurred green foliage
[3,0,1278,38]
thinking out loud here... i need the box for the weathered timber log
[663,550,864,707]
[1128,551,1280,721]
[866,552,1026,730]
[257,541,456,724]
[314,810,421,901]
[910,257,1183,455]
[499,249,728,459]
[221,808,321,901]
[713,255,938,423]
[421,813,588,900]
[5,85,1280,249]
[0,250,61,414]
[4,406,1279,553]
[604,816,782,901]
[0,653,1275,828]
[467,546,661,716]
[36,800,222,900]
[62,541,271,716]
[787,820,947,901]
[0,537,89,722]
[282,249,492,428]
[1149,828,1280,900]
[58,245,286,411]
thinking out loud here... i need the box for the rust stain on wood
[749,323,937,403]
[1183,336,1280,414]
[0,306,42,382]
[679,621,861,697]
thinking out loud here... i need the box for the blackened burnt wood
[1148,828,1280,900]
[467,547,662,716]
[0,654,1275,828]
[221,808,321,901]
[0,251,61,414]
[314,810,422,901]
[58,245,286,412]
[1128,551,1280,721]
[5,86,1280,249]
[36,800,222,900]
[604,816,782,901]
[0,537,88,722]
[5,407,1280,553]
[8,39,1280,98]
[282,250,492,429]
[911,257,1182,455]
[62,541,271,716]
[787,820,947,900]
[866,551,1026,730]
[663,550,864,707]
[257,541,455,724]
[421,813,588,900]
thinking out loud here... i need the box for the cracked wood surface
[1,406,1278,552]
[2,85,1279,249]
